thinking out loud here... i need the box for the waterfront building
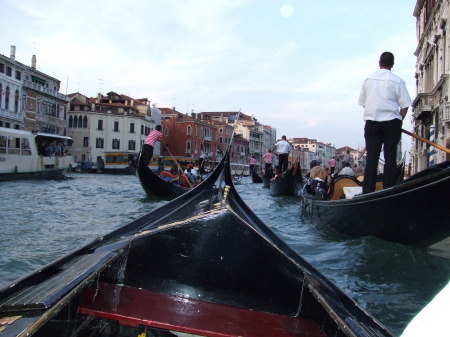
[290,137,337,168]
[200,111,274,165]
[67,92,158,165]
[160,108,218,160]
[0,45,67,134]
[411,0,450,173]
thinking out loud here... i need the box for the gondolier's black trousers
[264,163,273,177]
[363,119,402,194]
[278,153,289,173]
[142,144,154,166]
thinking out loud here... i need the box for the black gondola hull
[302,161,450,246]
[269,163,303,196]
[136,152,191,198]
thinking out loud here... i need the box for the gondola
[0,149,394,337]
[250,167,263,183]
[136,152,192,198]
[269,161,303,196]
[301,160,450,247]
[262,174,271,188]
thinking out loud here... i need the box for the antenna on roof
[98,79,103,94]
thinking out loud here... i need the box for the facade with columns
[0,45,68,135]
[412,0,450,173]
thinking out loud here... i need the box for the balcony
[0,107,23,122]
[22,80,68,101]
[203,135,212,142]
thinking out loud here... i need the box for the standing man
[272,135,292,173]
[329,157,336,175]
[249,156,256,172]
[358,51,412,193]
[262,149,274,177]
[142,125,164,166]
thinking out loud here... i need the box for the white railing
[0,108,23,121]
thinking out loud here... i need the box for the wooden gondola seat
[79,282,326,337]
[328,177,361,200]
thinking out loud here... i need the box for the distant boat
[0,127,76,181]
[250,166,263,183]
[269,161,303,196]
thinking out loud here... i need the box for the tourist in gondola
[329,157,336,176]
[338,162,355,176]
[271,135,292,174]
[304,166,328,200]
[262,149,274,177]
[358,51,412,193]
[198,152,208,174]
[143,125,164,166]
[183,165,196,185]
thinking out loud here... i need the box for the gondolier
[272,135,292,173]
[142,125,164,166]
[358,51,412,193]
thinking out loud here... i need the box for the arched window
[186,140,191,155]
[5,86,10,110]
[78,115,83,128]
[83,115,88,128]
[187,125,191,136]
[14,90,19,113]
[73,115,78,128]
[69,115,73,128]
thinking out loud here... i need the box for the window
[114,121,119,132]
[130,123,135,133]
[112,139,120,149]
[15,70,21,80]
[83,137,89,147]
[14,90,19,113]
[219,136,223,143]
[164,127,168,136]
[187,125,191,136]
[96,138,104,149]
[5,87,10,110]
[186,140,191,155]
[83,116,88,128]
[0,63,4,73]
[141,125,144,134]
[73,115,78,128]
[97,119,103,130]
[78,115,82,128]
[0,84,2,109]
[128,140,136,150]
[6,66,12,77]
[0,135,6,153]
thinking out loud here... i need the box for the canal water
[0,172,449,336]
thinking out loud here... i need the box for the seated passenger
[303,166,328,200]
[159,165,180,184]
[338,162,355,176]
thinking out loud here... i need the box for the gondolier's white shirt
[358,69,412,122]
[273,140,291,154]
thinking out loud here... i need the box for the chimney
[31,55,36,69]
[10,45,16,61]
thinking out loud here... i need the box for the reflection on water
[0,173,449,335]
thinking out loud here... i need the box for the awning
[31,75,47,86]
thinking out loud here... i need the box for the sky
[1,0,419,151]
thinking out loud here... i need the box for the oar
[165,147,193,188]
[402,129,450,155]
